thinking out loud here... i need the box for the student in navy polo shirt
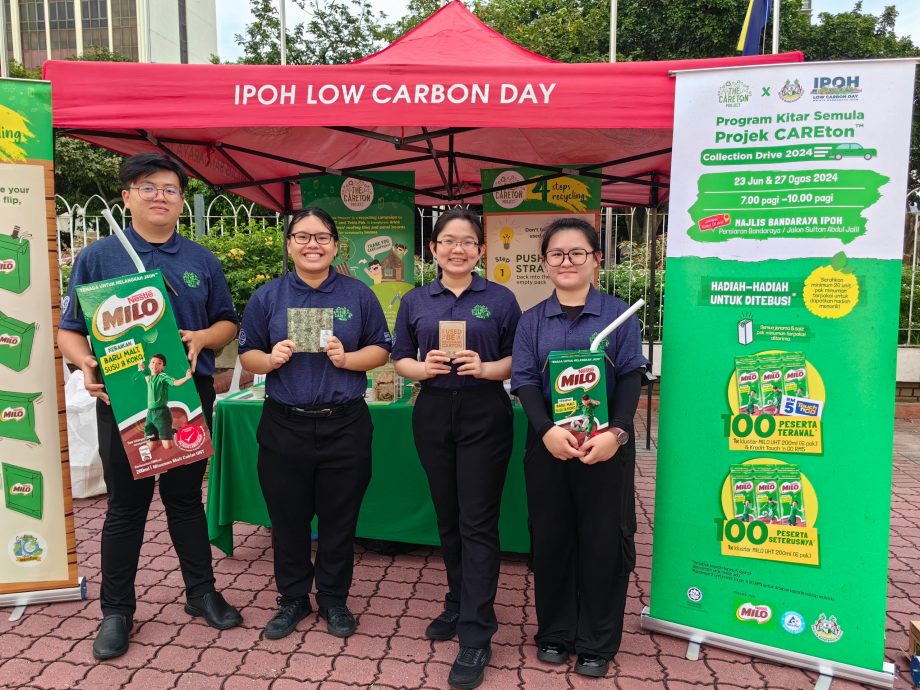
[511,217,648,679]
[57,153,243,662]
[393,208,521,690]
[238,207,391,641]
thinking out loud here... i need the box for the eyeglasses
[290,231,335,245]
[544,249,591,266]
[130,184,183,201]
[435,239,480,249]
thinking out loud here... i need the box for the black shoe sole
[184,603,243,631]
[425,627,458,641]
[92,643,129,662]
[536,648,569,665]
[448,649,491,690]
[574,661,609,677]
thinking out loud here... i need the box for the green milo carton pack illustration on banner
[0,310,36,372]
[75,270,213,479]
[0,226,30,294]
[548,350,608,445]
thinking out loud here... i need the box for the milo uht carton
[76,270,213,479]
[548,350,608,445]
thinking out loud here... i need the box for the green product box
[753,466,781,523]
[2,462,43,519]
[776,464,806,527]
[0,230,30,294]
[0,390,41,444]
[781,352,809,398]
[75,270,213,480]
[548,350,608,445]
[758,355,784,416]
[730,464,757,522]
[0,311,36,371]
[735,356,760,414]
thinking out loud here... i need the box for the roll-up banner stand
[0,79,84,613]
[644,59,918,688]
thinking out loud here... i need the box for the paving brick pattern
[1,413,918,689]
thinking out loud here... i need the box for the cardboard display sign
[438,320,466,357]
[76,270,213,479]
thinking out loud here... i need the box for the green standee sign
[645,61,914,687]
[301,173,415,331]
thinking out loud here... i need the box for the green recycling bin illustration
[0,390,41,444]
[0,227,30,294]
[2,462,43,519]
[0,311,36,372]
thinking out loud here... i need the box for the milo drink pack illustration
[0,310,35,371]
[734,351,814,417]
[2,462,43,519]
[0,390,41,444]
[75,270,213,479]
[730,465,757,522]
[0,226,30,294]
[730,463,806,528]
[549,350,608,445]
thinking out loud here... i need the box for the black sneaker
[264,596,312,640]
[92,614,132,661]
[575,653,609,677]
[448,645,491,689]
[536,641,569,664]
[318,604,357,638]
[425,609,460,640]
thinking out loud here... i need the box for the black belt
[267,396,363,418]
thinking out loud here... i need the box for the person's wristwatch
[609,427,629,445]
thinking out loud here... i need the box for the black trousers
[97,375,216,617]
[523,426,637,659]
[412,384,513,649]
[256,397,372,610]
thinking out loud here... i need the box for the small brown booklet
[288,308,333,352]
[439,320,466,358]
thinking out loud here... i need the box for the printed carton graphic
[76,270,213,479]
[549,350,608,445]
[0,227,30,294]
[0,390,41,444]
[0,310,35,371]
[2,462,43,519]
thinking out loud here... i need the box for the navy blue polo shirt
[59,226,238,377]
[392,274,521,390]
[511,287,649,401]
[239,269,391,407]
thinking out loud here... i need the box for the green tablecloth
[206,388,531,555]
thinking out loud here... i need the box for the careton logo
[554,365,601,395]
[91,286,165,342]
[718,80,751,108]
[737,603,772,623]
[779,79,804,103]
[0,333,21,346]
[1,406,26,421]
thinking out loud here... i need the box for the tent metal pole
[214,143,281,212]
[420,127,450,195]
[282,182,291,273]
[447,135,455,201]
[645,174,659,450]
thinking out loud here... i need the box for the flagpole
[609,0,617,62]
[772,0,781,53]
[279,0,288,65]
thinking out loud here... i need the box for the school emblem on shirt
[334,307,353,321]
[471,305,491,319]
[183,271,200,288]
[590,331,609,350]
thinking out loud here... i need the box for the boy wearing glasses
[57,153,242,661]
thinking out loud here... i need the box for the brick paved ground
[1,412,918,689]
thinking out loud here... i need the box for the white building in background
[2,0,217,70]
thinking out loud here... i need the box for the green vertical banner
[301,173,415,331]
[482,167,601,311]
[647,61,915,685]
[0,79,81,598]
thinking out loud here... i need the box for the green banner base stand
[0,576,86,620]
[641,608,896,689]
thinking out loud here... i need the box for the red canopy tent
[44,1,803,210]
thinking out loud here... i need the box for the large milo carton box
[75,270,213,479]
[548,350,608,445]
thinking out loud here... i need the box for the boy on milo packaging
[730,464,756,522]
[753,466,781,524]
[75,270,212,479]
[776,464,806,527]
[549,350,608,445]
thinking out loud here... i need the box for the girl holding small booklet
[393,208,521,690]
[238,207,391,641]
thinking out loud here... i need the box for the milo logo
[1,407,25,421]
[737,603,772,623]
[92,286,165,341]
[757,480,777,492]
[781,481,801,493]
[0,259,14,273]
[762,370,782,383]
[785,368,806,381]
[555,365,600,394]
[739,371,758,384]
[9,482,32,495]
[0,333,20,346]
[734,481,753,492]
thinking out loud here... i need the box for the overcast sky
[215,0,920,63]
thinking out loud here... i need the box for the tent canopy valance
[43,1,803,211]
